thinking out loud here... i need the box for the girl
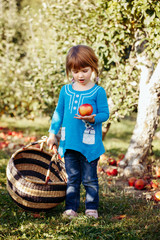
[47,45,109,219]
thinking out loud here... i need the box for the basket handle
[22,136,65,184]
[45,152,59,184]
[22,136,48,150]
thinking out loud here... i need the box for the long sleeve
[94,87,109,124]
[49,86,65,135]
[48,84,109,162]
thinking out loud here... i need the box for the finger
[74,114,81,118]
[53,144,58,153]
[49,145,53,150]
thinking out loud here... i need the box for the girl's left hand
[74,114,96,123]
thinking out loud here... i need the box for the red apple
[134,179,146,190]
[108,158,117,166]
[78,104,93,116]
[110,168,118,176]
[106,168,112,176]
[154,191,160,201]
[128,177,137,187]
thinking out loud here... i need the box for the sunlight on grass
[0,116,50,137]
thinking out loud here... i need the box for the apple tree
[0,0,65,118]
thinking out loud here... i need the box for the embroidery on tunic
[82,121,95,145]
[65,85,101,114]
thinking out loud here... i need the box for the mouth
[79,79,85,83]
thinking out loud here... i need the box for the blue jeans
[64,149,99,212]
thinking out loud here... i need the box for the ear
[90,70,96,82]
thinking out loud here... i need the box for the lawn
[0,116,160,240]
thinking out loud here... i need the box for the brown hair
[66,45,98,78]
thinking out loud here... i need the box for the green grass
[0,116,160,240]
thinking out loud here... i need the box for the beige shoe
[85,209,98,219]
[62,209,78,219]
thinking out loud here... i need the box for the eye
[82,68,89,73]
[72,70,78,74]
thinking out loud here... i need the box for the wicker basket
[6,137,67,212]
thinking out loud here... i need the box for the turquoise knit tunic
[49,84,109,162]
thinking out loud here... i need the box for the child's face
[71,66,93,85]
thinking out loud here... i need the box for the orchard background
[0,0,160,174]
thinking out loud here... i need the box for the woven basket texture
[6,147,67,212]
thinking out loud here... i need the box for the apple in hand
[78,104,93,116]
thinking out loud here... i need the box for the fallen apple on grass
[78,104,93,116]
[128,177,137,187]
[106,168,118,176]
[106,168,112,176]
[111,168,118,176]
[134,179,146,190]
[108,158,117,166]
[154,191,160,202]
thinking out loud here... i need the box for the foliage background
[0,0,160,121]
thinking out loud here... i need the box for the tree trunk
[119,37,160,177]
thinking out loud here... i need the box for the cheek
[72,73,77,79]
[87,72,92,79]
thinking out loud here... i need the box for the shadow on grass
[106,131,132,142]
[106,148,126,156]
[1,184,160,240]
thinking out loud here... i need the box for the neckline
[70,83,97,93]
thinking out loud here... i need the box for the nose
[78,71,83,78]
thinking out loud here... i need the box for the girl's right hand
[47,133,58,152]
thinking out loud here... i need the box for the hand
[74,114,96,123]
[47,133,58,152]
